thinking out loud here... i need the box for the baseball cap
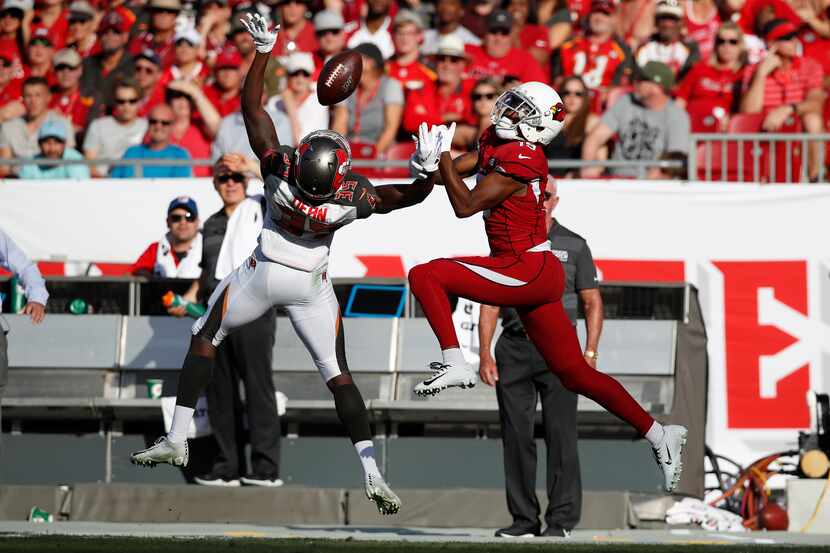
[136,48,161,66]
[283,51,314,74]
[655,0,682,19]
[763,19,799,42]
[393,9,423,30]
[68,1,95,21]
[215,46,242,69]
[30,28,53,47]
[486,9,513,32]
[99,11,131,33]
[435,34,467,59]
[53,48,82,68]
[168,196,199,217]
[638,61,675,90]
[354,42,384,69]
[148,0,182,10]
[590,0,616,15]
[1,0,31,13]
[313,9,344,32]
[38,119,67,142]
[174,26,202,46]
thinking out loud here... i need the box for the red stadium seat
[686,103,721,133]
[350,141,384,178]
[380,141,416,178]
[761,115,803,183]
[727,113,764,133]
[696,141,763,182]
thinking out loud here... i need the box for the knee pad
[332,382,371,444]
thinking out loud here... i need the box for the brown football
[316,50,363,106]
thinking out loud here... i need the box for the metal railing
[690,133,830,183]
[1,132,827,182]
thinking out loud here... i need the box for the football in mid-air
[316,50,362,106]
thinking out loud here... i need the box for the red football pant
[408,251,655,436]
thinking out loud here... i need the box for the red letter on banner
[714,261,810,429]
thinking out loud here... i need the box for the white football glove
[239,13,279,54]
[415,122,442,173]
[409,153,428,179]
[435,122,456,154]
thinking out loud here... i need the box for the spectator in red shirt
[134,49,166,117]
[66,1,100,59]
[676,22,748,131]
[0,53,23,124]
[796,0,830,87]
[204,46,242,117]
[552,0,634,91]
[741,19,826,179]
[466,10,547,84]
[272,0,318,56]
[197,0,232,63]
[24,28,57,86]
[130,196,203,279]
[312,9,347,73]
[388,10,436,96]
[161,27,210,87]
[168,89,213,176]
[30,0,69,50]
[130,0,182,69]
[0,1,27,80]
[684,0,721,61]
[402,35,474,137]
[636,0,700,80]
[49,48,92,136]
[506,0,551,70]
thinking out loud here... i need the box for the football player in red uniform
[408,81,687,493]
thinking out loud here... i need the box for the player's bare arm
[440,155,523,218]
[372,174,437,214]
[452,150,480,178]
[240,14,280,160]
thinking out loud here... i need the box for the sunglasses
[30,38,52,47]
[472,92,497,101]
[55,64,78,72]
[436,55,464,63]
[562,89,586,97]
[775,32,798,41]
[68,17,92,25]
[168,213,196,223]
[101,27,124,36]
[151,8,180,14]
[543,191,553,200]
[715,36,740,45]
[115,97,139,105]
[175,39,196,47]
[289,70,311,77]
[488,28,511,36]
[316,28,341,37]
[149,118,172,126]
[215,172,246,184]
[135,64,157,74]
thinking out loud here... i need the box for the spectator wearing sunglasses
[65,1,99,58]
[0,76,75,177]
[29,0,69,50]
[130,196,203,278]
[49,48,92,136]
[402,35,474,137]
[675,22,748,132]
[741,19,826,180]
[312,10,348,74]
[544,76,604,178]
[453,77,502,150]
[23,28,57,87]
[130,0,183,69]
[162,27,210,87]
[635,0,700,81]
[466,10,546,85]
[19,119,89,179]
[83,79,148,177]
[112,103,192,178]
[134,49,166,117]
[267,52,328,146]
[80,11,135,117]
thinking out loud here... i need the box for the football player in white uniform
[131,14,437,516]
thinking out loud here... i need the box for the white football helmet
[491,82,566,145]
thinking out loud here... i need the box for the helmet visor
[491,90,541,129]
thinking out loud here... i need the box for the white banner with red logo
[2,178,829,465]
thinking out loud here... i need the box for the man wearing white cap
[635,0,699,79]
[19,118,89,179]
[401,34,473,137]
[312,10,347,72]
[267,52,328,146]
[166,27,208,84]
[66,1,98,58]
[49,48,91,133]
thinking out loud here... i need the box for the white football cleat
[414,361,477,396]
[652,425,688,493]
[365,473,401,516]
[130,437,189,467]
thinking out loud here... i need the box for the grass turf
[0,537,827,553]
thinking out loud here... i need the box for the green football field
[1,537,828,553]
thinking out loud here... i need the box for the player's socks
[354,440,381,477]
[644,421,666,447]
[167,406,195,443]
[441,347,468,368]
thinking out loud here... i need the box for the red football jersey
[558,36,628,89]
[477,126,549,257]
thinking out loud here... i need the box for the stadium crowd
[0,0,827,180]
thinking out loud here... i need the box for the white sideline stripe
[453,261,527,287]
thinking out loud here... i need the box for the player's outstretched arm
[372,174,436,214]
[240,14,280,159]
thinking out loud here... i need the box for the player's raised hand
[415,122,441,172]
[240,13,279,54]
[435,122,456,154]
